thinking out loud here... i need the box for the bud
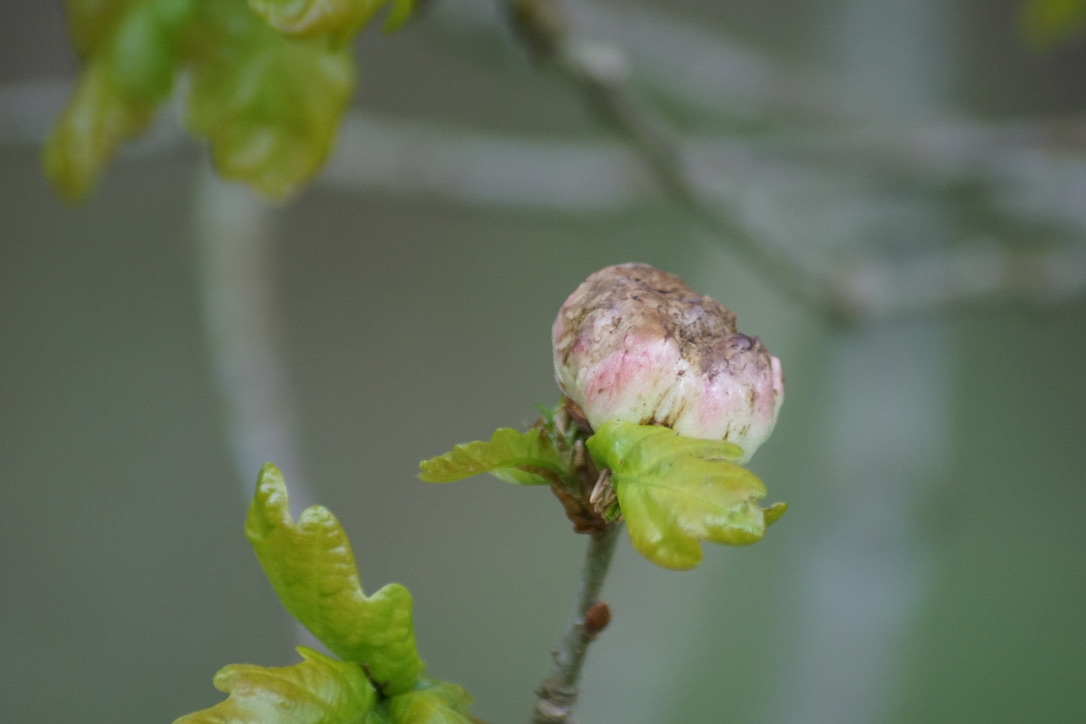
[552,263,783,464]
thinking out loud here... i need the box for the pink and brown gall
[552,263,783,464]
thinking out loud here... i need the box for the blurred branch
[753,112,1086,176]
[191,161,321,649]
[431,0,841,122]
[5,67,1086,321]
[0,81,318,508]
[501,0,1086,321]
[836,238,1086,321]
[507,0,840,314]
[324,112,651,210]
[192,162,311,507]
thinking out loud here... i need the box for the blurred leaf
[246,464,424,695]
[249,0,418,39]
[108,0,193,98]
[44,0,192,198]
[63,0,134,54]
[48,0,417,199]
[62,0,192,68]
[173,646,378,724]
[43,60,155,199]
[184,1,355,199]
[1023,0,1086,45]
[586,421,786,570]
[387,680,475,724]
[418,427,567,486]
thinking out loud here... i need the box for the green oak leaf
[173,646,378,724]
[44,0,193,198]
[586,421,787,571]
[184,1,355,199]
[247,463,424,695]
[249,0,418,39]
[418,427,568,487]
[43,59,155,199]
[387,679,475,724]
[47,0,417,199]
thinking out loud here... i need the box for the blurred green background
[3,1,1086,723]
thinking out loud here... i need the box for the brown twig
[531,522,621,724]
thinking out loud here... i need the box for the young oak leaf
[586,421,787,571]
[43,59,156,199]
[184,1,356,199]
[246,464,424,695]
[44,0,193,198]
[173,646,378,724]
[387,679,475,724]
[418,427,568,487]
[49,0,418,200]
[249,0,418,39]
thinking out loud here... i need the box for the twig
[8,74,1086,320]
[191,161,319,649]
[192,162,314,506]
[501,0,1086,323]
[324,112,650,210]
[834,237,1086,321]
[432,0,840,122]
[505,0,844,315]
[532,522,622,724]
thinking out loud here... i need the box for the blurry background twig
[501,0,1086,321]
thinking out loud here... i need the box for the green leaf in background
[246,463,424,695]
[184,1,355,198]
[43,60,155,199]
[173,646,378,724]
[44,0,193,198]
[249,0,418,39]
[1022,0,1086,45]
[47,0,417,199]
[586,421,786,570]
[418,427,568,486]
[387,680,475,724]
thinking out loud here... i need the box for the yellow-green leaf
[49,0,417,199]
[173,646,377,724]
[43,59,156,199]
[418,427,567,486]
[185,1,355,199]
[586,421,786,570]
[388,680,474,724]
[246,464,424,695]
[45,0,192,198]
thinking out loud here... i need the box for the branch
[532,523,622,724]
[430,0,841,123]
[192,162,314,508]
[501,0,1086,322]
[323,112,651,210]
[7,74,1086,321]
[504,0,850,315]
[834,237,1086,321]
[191,161,322,649]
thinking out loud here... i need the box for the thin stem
[191,161,319,650]
[532,522,623,724]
